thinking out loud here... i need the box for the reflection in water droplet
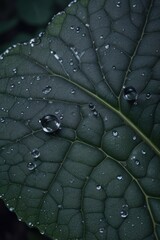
[42,86,52,95]
[123,87,138,101]
[40,115,61,134]
[96,185,102,190]
[120,204,128,218]
[31,149,40,158]
[27,162,37,171]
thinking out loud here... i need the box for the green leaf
[0,0,160,239]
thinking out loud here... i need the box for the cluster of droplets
[88,103,99,117]
[27,149,40,171]
[120,204,129,218]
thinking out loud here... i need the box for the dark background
[0,0,70,239]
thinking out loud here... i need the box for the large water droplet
[31,149,40,158]
[123,87,138,101]
[120,204,128,218]
[27,162,37,171]
[40,115,61,134]
[42,86,52,95]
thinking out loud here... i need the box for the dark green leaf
[0,0,160,239]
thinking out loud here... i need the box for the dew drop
[116,1,121,7]
[120,204,128,218]
[117,175,123,180]
[9,207,14,212]
[70,26,74,30]
[27,162,37,171]
[99,228,104,234]
[132,136,137,141]
[123,86,138,101]
[76,26,81,33]
[135,160,140,166]
[112,65,116,70]
[0,117,5,123]
[146,93,151,100]
[71,89,76,94]
[142,150,146,155]
[31,149,40,158]
[105,44,110,50]
[93,110,98,117]
[133,4,136,7]
[96,185,102,190]
[112,130,118,137]
[12,68,17,74]
[40,115,61,134]
[88,103,95,110]
[42,86,52,95]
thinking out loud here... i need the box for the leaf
[0,0,160,239]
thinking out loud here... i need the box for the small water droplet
[133,136,137,141]
[31,149,40,158]
[69,59,74,66]
[116,1,121,7]
[40,115,61,134]
[99,228,104,234]
[73,67,78,72]
[133,4,136,7]
[123,87,138,101]
[12,68,17,74]
[120,204,128,218]
[89,103,95,110]
[112,66,116,70]
[146,93,151,100]
[112,130,118,137]
[105,44,110,50]
[42,86,52,95]
[141,150,146,155]
[70,26,74,30]
[117,175,123,180]
[58,204,63,209]
[0,117,5,123]
[9,207,14,212]
[76,26,81,33]
[96,185,102,190]
[93,110,98,117]
[71,89,76,94]
[27,162,37,171]
[135,160,140,166]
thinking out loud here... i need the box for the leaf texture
[0,0,160,239]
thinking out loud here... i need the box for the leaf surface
[0,0,160,239]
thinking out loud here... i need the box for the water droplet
[76,26,81,33]
[117,175,123,180]
[120,204,128,218]
[27,162,37,171]
[135,160,140,166]
[0,117,5,123]
[100,35,104,39]
[116,1,121,7]
[69,59,74,65]
[96,185,102,190]
[105,44,110,50]
[42,86,52,95]
[133,4,136,7]
[40,115,61,134]
[93,110,98,117]
[112,66,116,70]
[9,207,14,212]
[146,93,151,100]
[133,136,137,141]
[73,67,78,72]
[13,68,17,74]
[112,130,118,137]
[99,228,104,234]
[58,204,63,209]
[89,103,95,110]
[70,26,74,30]
[31,149,40,158]
[123,86,138,101]
[142,150,146,155]
[71,89,76,94]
